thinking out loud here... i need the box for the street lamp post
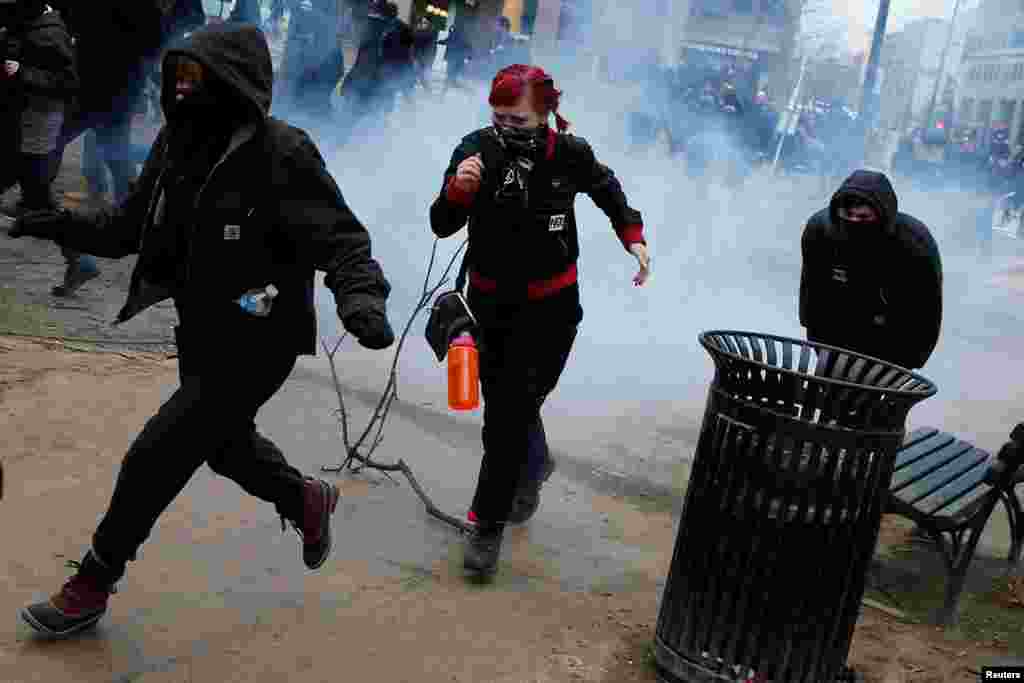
[860,0,892,163]
[924,0,965,131]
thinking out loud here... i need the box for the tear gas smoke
[258,1,1024,487]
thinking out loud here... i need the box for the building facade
[415,0,800,100]
[878,18,951,132]
[958,0,1024,145]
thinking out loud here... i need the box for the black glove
[8,208,70,242]
[342,307,395,350]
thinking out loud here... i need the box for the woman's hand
[629,243,650,286]
[454,154,485,194]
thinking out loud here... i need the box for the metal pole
[860,0,892,162]
[924,0,964,130]
[773,53,808,174]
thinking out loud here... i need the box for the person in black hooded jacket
[0,0,77,212]
[800,170,942,370]
[10,22,395,638]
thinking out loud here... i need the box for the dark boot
[507,450,556,525]
[284,477,341,570]
[21,550,120,638]
[52,256,100,297]
[463,521,504,576]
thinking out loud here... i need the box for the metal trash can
[655,331,936,683]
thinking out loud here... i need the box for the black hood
[1,0,50,28]
[829,169,898,230]
[161,22,272,123]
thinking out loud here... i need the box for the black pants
[91,329,307,577]
[469,323,578,524]
[18,151,62,209]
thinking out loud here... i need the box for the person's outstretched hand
[8,209,70,242]
[629,243,651,286]
[342,307,396,350]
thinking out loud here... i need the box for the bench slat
[924,461,994,517]
[893,432,960,473]
[892,449,989,506]
[902,427,941,448]
[892,436,970,489]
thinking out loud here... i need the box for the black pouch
[425,249,476,362]
[425,289,476,362]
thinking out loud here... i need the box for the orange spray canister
[447,332,480,410]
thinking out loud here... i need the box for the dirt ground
[0,337,1020,682]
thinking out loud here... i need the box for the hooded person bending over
[800,170,942,370]
[9,23,395,637]
[430,64,651,577]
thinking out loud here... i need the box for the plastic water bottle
[447,332,480,411]
[237,284,279,317]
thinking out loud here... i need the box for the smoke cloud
[260,1,1023,487]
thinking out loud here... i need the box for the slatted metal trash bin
[654,331,936,683]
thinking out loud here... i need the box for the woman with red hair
[430,64,651,577]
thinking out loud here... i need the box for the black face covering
[166,87,221,125]
[494,123,546,161]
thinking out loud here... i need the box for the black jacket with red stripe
[429,126,645,326]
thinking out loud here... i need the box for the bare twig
[320,237,473,534]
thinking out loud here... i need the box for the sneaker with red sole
[21,551,119,638]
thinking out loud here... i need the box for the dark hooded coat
[800,170,943,369]
[344,10,413,94]
[51,23,391,357]
[2,3,77,101]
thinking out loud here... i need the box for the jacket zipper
[182,127,258,289]
[137,139,171,255]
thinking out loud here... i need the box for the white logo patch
[831,266,847,283]
[548,214,566,232]
[224,225,241,240]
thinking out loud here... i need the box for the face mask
[495,123,544,159]
[167,88,220,124]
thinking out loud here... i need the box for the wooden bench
[884,426,1024,625]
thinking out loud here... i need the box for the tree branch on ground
[320,236,474,535]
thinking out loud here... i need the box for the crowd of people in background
[8,0,1015,254]
[0,0,543,241]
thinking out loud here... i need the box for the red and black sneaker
[284,477,341,570]
[21,552,118,638]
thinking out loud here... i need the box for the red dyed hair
[488,64,570,132]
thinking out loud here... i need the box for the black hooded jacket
[799,171,942,369]
[1,4,77,102]
[52,23,391,357]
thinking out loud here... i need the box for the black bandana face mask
[494,123,545,159]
